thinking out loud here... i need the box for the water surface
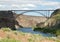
[17,27,56,37]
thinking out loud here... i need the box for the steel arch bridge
[12,10,54,19]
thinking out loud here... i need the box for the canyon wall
[36,9,60,28]
[15,14,47,28]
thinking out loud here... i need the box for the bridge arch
[16,11,49,18]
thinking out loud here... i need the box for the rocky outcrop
[36,9,60,28]
[0,11,15,30]
[0,11,23,30]
[15,15,47,27]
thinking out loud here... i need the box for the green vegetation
[56,29,60,36]
[34,27,60,36]
[56,40,60,42]
[1,27,11,31]
[28,38,33,42]
[0,38,20,42]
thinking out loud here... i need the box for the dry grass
[0,28,59,42]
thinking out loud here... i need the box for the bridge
[11,10,55,19]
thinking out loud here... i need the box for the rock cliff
[0,11,23,30]
[36,9,60,28]
[15,14,47,27]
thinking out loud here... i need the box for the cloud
[0,0,59,5]
[22,8,30,10]
[0,0,60,10]
[11,4,20,7]
[40,1,60,6]
[0,5,2,7]
[0,4,6,7]
[21,4,36,7]
[11,4,36,8]
[0,3,36,10]
[55,5,60,9]
[0,4,31,10]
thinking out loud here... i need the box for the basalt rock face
[51,9,60,28]
[0,11,17,30]
[36,9,60,28]
[51,9,60,17]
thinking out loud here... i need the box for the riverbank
[34,27,60,37]
[0,28,60,42]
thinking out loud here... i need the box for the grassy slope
[0,28,60,42]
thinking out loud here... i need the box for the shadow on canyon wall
[0,11,23,30]
[36,9,60,28]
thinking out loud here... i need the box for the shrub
[34,27,60,36]
[1,27,11,31]
[56,29,60,36]
[0,38,20,42]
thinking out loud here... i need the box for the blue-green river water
[17,27,56,37]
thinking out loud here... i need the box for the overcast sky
[0,0,60,16]
[0,0,60,10]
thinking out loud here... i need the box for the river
[17,27,56,37]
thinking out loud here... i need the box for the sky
[0,0,60,16]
